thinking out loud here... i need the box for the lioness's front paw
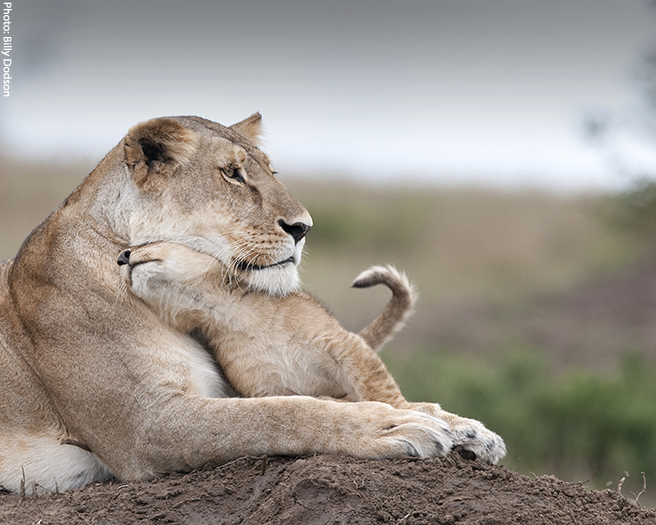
[379,412,455,459]
[343,402,454,459]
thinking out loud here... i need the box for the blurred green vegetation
[303,190,431,253]
[383,346,656,502]
[290,180,644,305]
[610,178,656,240]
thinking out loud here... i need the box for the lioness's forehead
[173,115,272,168]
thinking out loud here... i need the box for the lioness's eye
[221,167,245,184]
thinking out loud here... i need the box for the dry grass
[0,155,93,260]
[282,177,643,336]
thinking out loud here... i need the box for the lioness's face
[123,115,312,296]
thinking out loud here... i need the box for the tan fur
[0,114,504,495]
[229,112,264,145]
[352,265,417,351]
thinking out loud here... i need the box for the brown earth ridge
[1,454,654,524]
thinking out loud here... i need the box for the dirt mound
[1,455,654,524]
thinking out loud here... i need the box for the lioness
[0,114,505,494]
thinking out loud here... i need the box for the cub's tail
[351,265,416,352]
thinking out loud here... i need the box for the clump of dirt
[1,454,654,524]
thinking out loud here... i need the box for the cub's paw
[409,403,506,465]
[448,417,506,465]
[119,242,216,287]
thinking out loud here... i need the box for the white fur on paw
[450,419,506,465]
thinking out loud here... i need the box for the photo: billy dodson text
[3,2,11,97]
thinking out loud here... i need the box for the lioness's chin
[244,264,301,296]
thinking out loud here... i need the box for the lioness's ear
[125,118,198,187]
[230,112,263,145]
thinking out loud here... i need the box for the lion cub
[121,242,507,464]
[120,242,413,407]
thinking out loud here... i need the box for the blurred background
[3,0,656,505]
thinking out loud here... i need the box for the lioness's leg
[0,336,111,493]
[122,396,454,477]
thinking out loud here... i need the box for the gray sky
[3,0,656,190]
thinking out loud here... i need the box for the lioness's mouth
[235,256,295,272]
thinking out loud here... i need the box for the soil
[1,454,654,525]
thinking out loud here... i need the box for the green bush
[611,178,656,240]
[382,346,656,498]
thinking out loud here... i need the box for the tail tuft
[352,265,414,296]
[352,265,416,352]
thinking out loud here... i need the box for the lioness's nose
[278,219,312,244]
[117,250,132,266]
